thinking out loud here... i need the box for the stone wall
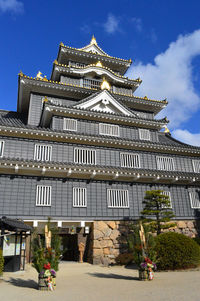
[91,220,200,266]
[168,220,200,238]
[92,221,131,265]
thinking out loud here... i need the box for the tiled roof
[0,111,27,127]
[0,216,33,232]
[158,133,193,147]
[1,157,199,178]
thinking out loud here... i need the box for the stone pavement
[0,262,200,301]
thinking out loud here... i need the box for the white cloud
[103,14,120,34]
[131,17,142,33]
[172,129,200,146]
[0,0,23,13]
[126,29,200,128]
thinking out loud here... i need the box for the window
[139,129,150,141]
[99,123,119,137]
[120,153,140,168]
[36,185,51,206]
[161,191,172,208]
[136,112,147,119]
[107,189,129,208]
[0,140,4,157]
[189,191,200,209]
[34,144,52,162]
[192,160,200,173]
[63,118,77,131]
[156,156,175,171]
[73,188,87,207]
[74,148,96,165]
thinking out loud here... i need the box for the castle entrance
[60,234,79,261]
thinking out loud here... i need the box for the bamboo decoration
[45,225,51,248]
[139,222,146,249]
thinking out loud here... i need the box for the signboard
[3,235,16,256]
[16,236,21,255]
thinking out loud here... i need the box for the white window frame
[36,185,52,206]
[73,187,87,207]
[34,144,52,162]
[107,189,129,208]
[63,118,77,131]
[99,123,119,137]
[0,140,5,158]
[120,153,140,168]
[192,160,200,173]
[139,129,150,141]
[74,148,96,165]
[161,191,172,209]
[156,156,175,171]
[189,192,200,209]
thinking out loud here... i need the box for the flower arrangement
[39,263,56,291]
[139,257,157,280]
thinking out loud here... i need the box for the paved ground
[0,262,200,301]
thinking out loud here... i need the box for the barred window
[36,185,51,206]
[34,144,52,162]
[73,188,87,207]
[74,148,96,165]
[99,123,119,137]
[139,129,150,141]
[0,140,4,157]
[107,189,129,208]
[156,156,175,171]
[161,191,172,208]
[63,118,77,131]
[120,153,140,168]
[192,160,200,173]
[189,192,200,209]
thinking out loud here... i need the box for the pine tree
[141,189,176,235]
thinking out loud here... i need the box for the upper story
[0,36,199,185]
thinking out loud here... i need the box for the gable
[74,90,134,116]
[79,44,107,56]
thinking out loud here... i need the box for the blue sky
[0,0,200,145]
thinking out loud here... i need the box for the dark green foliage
[155,232,200,270]
[128,222,156,267]
[193,237,200,246]
[141,190,176,235]
[0,248,4,276]
[31,221,61,273]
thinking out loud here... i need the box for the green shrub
[155,232,200,270]
[116,253,134,265]
[0,248,4,276]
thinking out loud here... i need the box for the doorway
[60,234,79,261]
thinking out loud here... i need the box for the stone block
[104,228,112,237]
[177,221,186,229]
[99,239,113,248]
[187,221,194,229]
[103,248,110,255]
[95,221,108,233]
[93,240,101,249]
[94,229,104,239]
[107,221,116,230]
[110,229,120,241]
[93,249,103,256]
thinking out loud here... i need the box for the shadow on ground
[4,278,38,290]
[88,273,139,281]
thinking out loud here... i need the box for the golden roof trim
[55,62,141,83]
[60,42,132,63]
